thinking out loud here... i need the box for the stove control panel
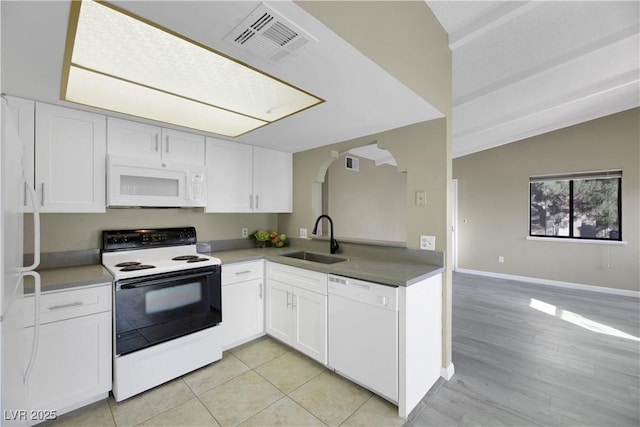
[103,227,197,251]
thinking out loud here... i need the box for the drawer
[222,260,263,285]
[24,283,112,327]
[266,261,327,295]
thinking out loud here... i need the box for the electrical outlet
[300,228,308,238]
[242,228,248,238]
[498,256,504,263]
[420,235,435,250]
[415,190,427,206]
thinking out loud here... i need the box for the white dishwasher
[327,274,398,402]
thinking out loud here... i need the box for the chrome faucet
[312,215,340,254]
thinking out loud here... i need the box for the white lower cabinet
[221,261,265,349]
[265,262,327,364]
[23,284,112,422]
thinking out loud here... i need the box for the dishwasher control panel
[328,275,398,310]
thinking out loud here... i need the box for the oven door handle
[120,283,155,290]
[118,270,218,289]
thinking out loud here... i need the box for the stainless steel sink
[281,251,347,264]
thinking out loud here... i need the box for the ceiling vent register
[224,3,317,63]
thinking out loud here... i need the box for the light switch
[415,190,426,206]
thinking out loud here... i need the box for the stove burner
[186,258,209,263]
[120,264,155,271]
[115,261,142,268]
[172,255,200,261]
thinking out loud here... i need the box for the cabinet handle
[24,182,28,206]
[40,183,44,206]
[47,301,83,311]
[249,195,253,209]
[286,291,291,308]
[235,270,252,275]
[255,195,259,210]
[292,293,296,310]
[165,135,170,154]
[155,134,159,152]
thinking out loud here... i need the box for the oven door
[114,265,221,356]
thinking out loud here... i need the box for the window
[529,171,622,241]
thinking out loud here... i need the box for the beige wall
[289,1,453,368]
[327,154,407,244]
[453,108,640,291]
[25,210,276,253]
[282,119,447,248]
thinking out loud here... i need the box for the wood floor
[409,272,640,427]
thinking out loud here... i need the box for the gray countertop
[24,244,444,293]
[24,264,113,294]
[211,247,444,287]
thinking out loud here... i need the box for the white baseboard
[440,363,455,381]
[455,268,640,298]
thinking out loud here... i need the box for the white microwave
[107,156,206,207]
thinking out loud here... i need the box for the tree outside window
[529,171,621,241]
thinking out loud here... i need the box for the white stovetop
[102,245,221,280]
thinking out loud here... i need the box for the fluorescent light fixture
[62,0,323,137]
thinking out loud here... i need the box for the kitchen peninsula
[25,238,444,419]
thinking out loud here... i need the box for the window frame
[528,170,622,242]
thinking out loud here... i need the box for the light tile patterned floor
[44,336,405,427]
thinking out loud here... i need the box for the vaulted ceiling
[427,1,639,157]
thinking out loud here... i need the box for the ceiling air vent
[224,3,317,63]
[345,156,360,172]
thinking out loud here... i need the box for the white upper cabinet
[107,117,205,165]
[253,146,292,213]
[205,138,253,212]
[205,137,292,213]
[161,128,206,164]
[4,96,35,211]
[35,103,106,213]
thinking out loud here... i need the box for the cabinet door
[205,138,253,212]
[292,287,327,364]
[107,117,161,159]
[222,278,264,349]
[4,96,35,211]
[253,146,292,213]
[24,311,112,413]
[265,279,293,343]
[162,128,205,165]
[35,103,106,212]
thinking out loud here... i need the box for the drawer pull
[48,301,83,311]
[235,270,253,275]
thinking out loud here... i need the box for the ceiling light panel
[66,66,268,136]
[63,0,323,136]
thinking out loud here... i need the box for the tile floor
[44,336,406,427]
